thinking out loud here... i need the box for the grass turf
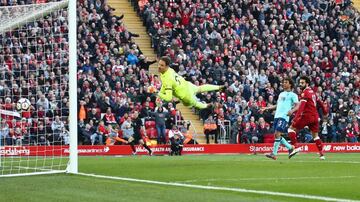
[1,153,359,202]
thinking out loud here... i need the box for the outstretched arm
[260,105,277,112]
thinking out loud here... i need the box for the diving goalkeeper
[157,56,223,109]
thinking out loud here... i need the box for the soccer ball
[16,98,31,111]
[147,85,157,93]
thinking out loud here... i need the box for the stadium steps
[176,104,207,144]
[107,0,207,144]
[354,0,360,11]
[108,0,157,75]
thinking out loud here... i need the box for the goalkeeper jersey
[158,67,190,102]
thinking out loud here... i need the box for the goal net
[0,0,77,177]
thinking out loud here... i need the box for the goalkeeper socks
[280,137,293,150]
[272,138,281,155]
[288,129,298,147]
[314,137,324,156]
[197,84,222,93]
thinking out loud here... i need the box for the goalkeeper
[157,56,223,109]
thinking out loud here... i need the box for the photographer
[168,125,184,156]
[121,116,137,155]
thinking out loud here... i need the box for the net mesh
[0,0,70,176]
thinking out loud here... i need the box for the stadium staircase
[107,0,207,143]
[355,0,360,11]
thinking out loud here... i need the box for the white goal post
[0,0,77,177]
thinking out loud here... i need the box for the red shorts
[292,115,319,133]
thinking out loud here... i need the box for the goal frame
[0,0,77,177]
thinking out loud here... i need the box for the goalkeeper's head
[158,56,171,74]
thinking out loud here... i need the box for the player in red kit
[287,76,328,160]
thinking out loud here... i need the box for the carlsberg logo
[0,147,30,156]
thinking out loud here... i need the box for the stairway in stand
[107,0,207,143]
[354,0,360,11]
[107,0,157,74]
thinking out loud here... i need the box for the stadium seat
[263,134,275,143]
[145,120,156,129]
[165,129,170,143]
[146,128,158,139]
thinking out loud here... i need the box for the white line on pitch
[206,159,360,164]
[175,176,357,183]
[291,160,360,164]
[77,172,359,202]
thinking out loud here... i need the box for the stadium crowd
[137,0,359,143]
[0,0,359,146]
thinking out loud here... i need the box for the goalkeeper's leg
[181,83,221,109]
[193,101,209,109]
[196,84,223,94]
[182,95,209,109]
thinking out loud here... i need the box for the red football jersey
[299,87,319,118]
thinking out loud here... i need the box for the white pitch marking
[77,172,360,202]
[206,159,360,164]
[175,176,357,183]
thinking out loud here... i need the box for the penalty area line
[77,172,359,202]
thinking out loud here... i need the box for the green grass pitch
[1,153,360,202]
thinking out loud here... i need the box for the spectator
[168,125,184,156]
[12,126,23,146]
[138,55,156,71]
[36,121,47,146]
[151,106,168,145]
[299,127,314,143]
[126,49,139,65]
[337,118,348,142]
[95,121,107,145]
[345,123,357,143]
[60,127,70,145]
[320,119,331,143]
[51,116,64,145]
[203,115,218,144]
[0,119,10,146]
[241,122,256,144]
[328,119,340,143]
[36,94,50,113]
[102,107,117,126]
[230,116,244,144]
[121,115,137,154]
[256,117,269,143]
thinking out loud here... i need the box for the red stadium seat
[145,120,156,129]
[263,133,275,143]
[146,128,158,139]
[165,129,170,143]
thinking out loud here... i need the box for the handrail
[218,120,231,144]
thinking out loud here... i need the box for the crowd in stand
[75,0,190,147]
[0,0,360,146]
[0,0,69,146]
[137,0,360,143]
[1,0,189,147]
